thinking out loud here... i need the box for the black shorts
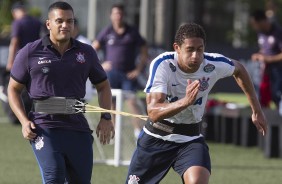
[125,131,211,184]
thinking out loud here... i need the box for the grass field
[1,121,282,184]
[1,93,282,184]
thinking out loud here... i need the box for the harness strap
[145,119,201,136]
[33,97,85,114]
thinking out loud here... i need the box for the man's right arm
[8,78,37,140]
[146,80,200,122]
[94,79,115,145]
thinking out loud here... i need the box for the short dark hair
[250,9,267,22]
[174,23,206,46]
[111,3,124,12]
[48,1,73,14]
[11,1,26,11]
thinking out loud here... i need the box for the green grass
[209,92,249,105]
[1,93,281,184]
[1,122,282,184]
[209,92,276,109]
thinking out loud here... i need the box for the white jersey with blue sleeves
[144,51,235,142]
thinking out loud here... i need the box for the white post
[112,89,123,167]
[87,0,97,41]
[139,0,149,39]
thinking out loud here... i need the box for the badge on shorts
[76,52,86,63]
[35,136,44,150]
[203,63,215,73]
[128,175,140,184]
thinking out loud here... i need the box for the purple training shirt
[96,23,146,72]
[11,15,42,49]
[10,35,107,131]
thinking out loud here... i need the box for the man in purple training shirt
[92,3,148,139]
[250,9,282,109]
[7,2,114,183]
[3,2,42,125]
[6,1,42,71]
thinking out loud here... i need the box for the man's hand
[101,61,112,72]
[251,111,268,136]
[183,79,200,106]
[127,69,140,80]
[22,121,37,140]
[251,53,272,63]
[96,119,115,145]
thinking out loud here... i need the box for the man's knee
[183,166,210,184]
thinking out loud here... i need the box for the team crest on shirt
[76,52,86,63]
[34,136,44,150]
[199,77,210,91]
[169,63,176,72]
[128,175,140,184]
[203,63,215,73]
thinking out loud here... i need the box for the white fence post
[112,89,123,167]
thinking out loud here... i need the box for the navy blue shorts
[125,131,211,184]
[107,70,138,91]
[30,127,93,184]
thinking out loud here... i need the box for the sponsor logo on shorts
[199,77,210,91]
[128,175,140,184]
[203,63,215,73]
[76,52,86,63]
[35,136,44,150]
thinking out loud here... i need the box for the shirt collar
[42,34,78,48]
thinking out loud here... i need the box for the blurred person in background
[92,3,148,139]
[125,22,268,184]
[250,9,282,109]
[6,1,42,71]
[3,1,42,125]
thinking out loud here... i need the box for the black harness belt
[145,119,201,136]
[33,97,85,114]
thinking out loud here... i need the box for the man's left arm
[262,52,282,63]
[127,44,148,79]
[232,59,268,135]
[94,79,115,144]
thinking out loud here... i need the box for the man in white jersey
[125,23,268,184]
